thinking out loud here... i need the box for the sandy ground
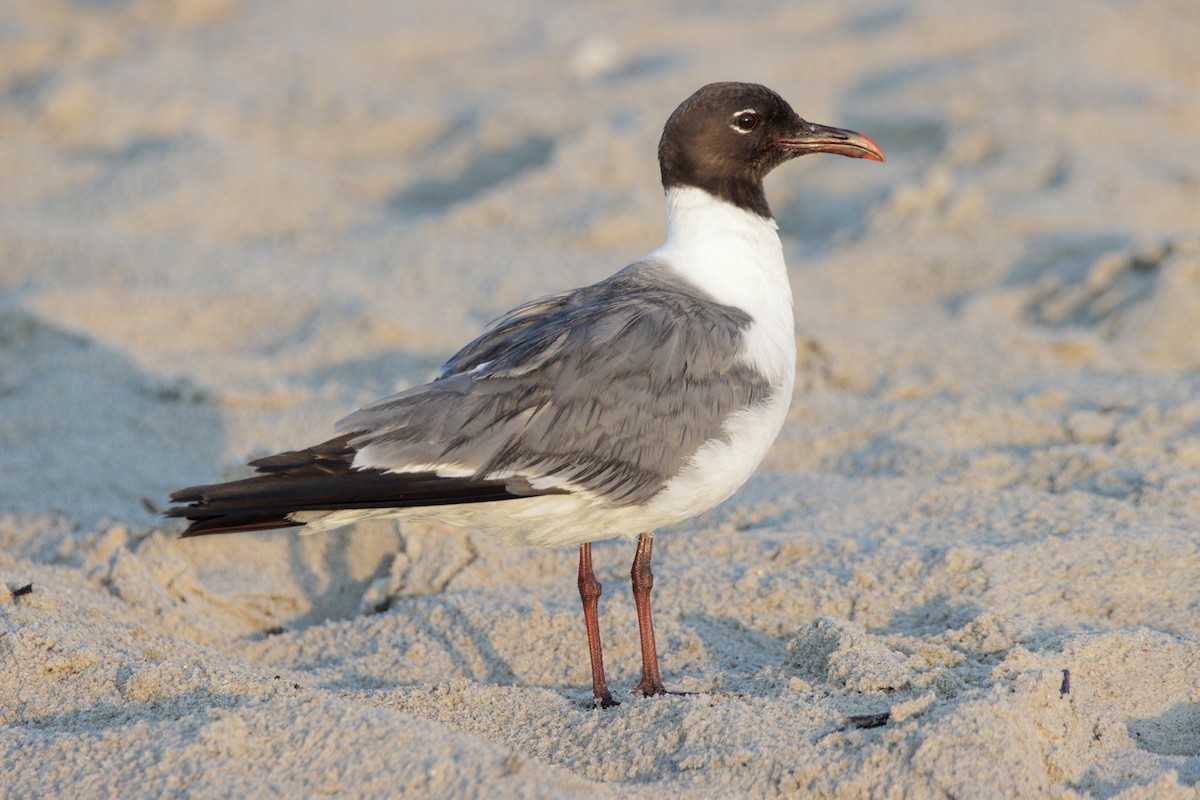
[2,0,1200,797]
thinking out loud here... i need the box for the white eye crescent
[731,110,759,133]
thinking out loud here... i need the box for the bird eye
[732,111,759,132]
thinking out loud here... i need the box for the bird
[165,82,884,708]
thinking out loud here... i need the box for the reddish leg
[631,533,666,697]
[577,543,618,708]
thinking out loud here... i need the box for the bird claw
[631,681,689,698]
[591,693,620,709]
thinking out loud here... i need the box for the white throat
[650,186,797,384]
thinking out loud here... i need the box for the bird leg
[577,543,618,708]
[631,532,666,697]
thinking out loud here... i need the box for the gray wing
[337,262,773,506]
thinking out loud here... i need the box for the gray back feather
[337,261,773,506]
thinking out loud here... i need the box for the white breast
[650,186,797,384]
[640,186,797,524]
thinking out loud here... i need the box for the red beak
[778,122,885,162]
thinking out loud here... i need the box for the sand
[2,0,1200,796]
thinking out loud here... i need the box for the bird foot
[631,680,689,698]
[590,692,620,709]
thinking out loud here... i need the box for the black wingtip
[177,515,306,537]
[163,434,544,538]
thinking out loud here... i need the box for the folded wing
[165,261,771,536]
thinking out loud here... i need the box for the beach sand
[2,0,1199,796]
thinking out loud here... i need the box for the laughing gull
[166,82,884,708]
